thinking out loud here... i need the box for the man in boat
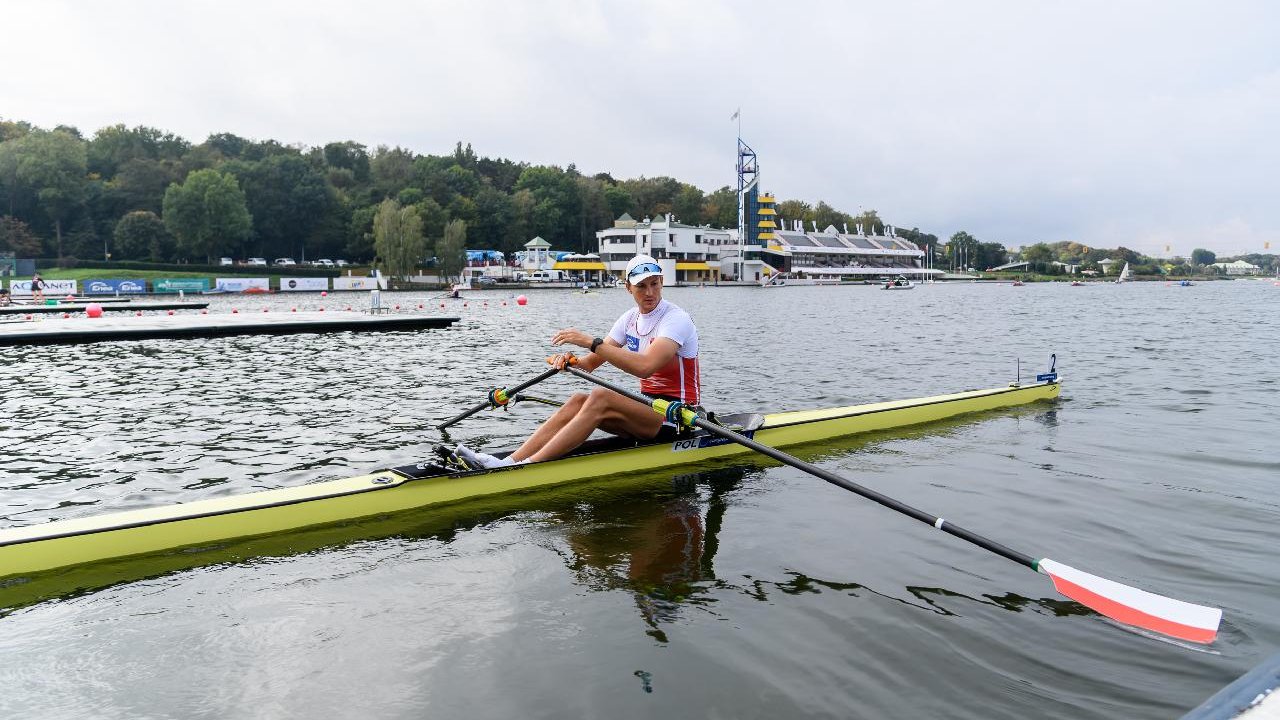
[455,254,700,469]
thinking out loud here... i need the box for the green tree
[515,165,581,243]
[322,141,370,183]
[87,124,189,179]
[775,199,811,228]
[225,154,332,260]
[620,176,680,220]
[812,201,847,233]
[1111,246,1140,265]
[347,204,378,261]
[701,186,738,229]
[672,183,704,224]
[113,210,172,261]
[372,199,425,278]
[161,168,252,263]
[1191,248,1216,267]
[371,145,416,199]
[8,129,87,259]
[0,215,41,256]
[470,185,514,252]
[1021,241,1053,266]
[436,218,467,282]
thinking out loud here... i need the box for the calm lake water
[2,280,1278,719]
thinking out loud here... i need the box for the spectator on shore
[31,273,46,303]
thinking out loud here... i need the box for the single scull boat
[0,379,1059,580]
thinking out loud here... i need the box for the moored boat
[0,378,1061,580]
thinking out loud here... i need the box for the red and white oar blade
[1038,559,1221,644]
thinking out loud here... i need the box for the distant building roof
[524,236,552,249]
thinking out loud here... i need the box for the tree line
[2,118,1269,276]
[0,119,917,269]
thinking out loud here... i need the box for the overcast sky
[3,1,1277,256]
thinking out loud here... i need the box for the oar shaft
[438,367,561,429]
[564,366,1037,569]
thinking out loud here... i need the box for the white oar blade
[1038,559,1221,644]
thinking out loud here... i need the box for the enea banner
[153,278,211,293]
[214,277,270,292]
[279,277,329,292]
[333,276,381,290]
[10,279,77,296]
[83,279,148,295]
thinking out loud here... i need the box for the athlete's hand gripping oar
[437,366,561,430]
[560,361,1222,644]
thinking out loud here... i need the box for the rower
[455,254,700,469]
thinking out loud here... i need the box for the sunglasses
[627,262,662,279]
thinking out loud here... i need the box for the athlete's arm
[593,337,678,378]
[549,328,677,378]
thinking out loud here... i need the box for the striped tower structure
[756,194,777,245]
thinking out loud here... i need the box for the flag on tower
[730,108,740,121]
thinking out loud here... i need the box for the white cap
[624,254,662,284]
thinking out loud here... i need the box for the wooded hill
[0,119,918,266]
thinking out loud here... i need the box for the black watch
[590,337,604,353]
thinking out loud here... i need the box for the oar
[562,364,1222,644]
[438,367,561,430]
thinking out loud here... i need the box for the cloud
[2,0,1276,255]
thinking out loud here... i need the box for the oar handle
[563,366,1038,570]
[438,366,562,430]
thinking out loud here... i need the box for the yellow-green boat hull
[0,380,1060,579]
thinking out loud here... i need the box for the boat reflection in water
[556,466,752,641]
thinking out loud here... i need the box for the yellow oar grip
[651,399,698,428]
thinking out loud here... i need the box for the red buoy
[85,303,104,318]
[516,295,528,306]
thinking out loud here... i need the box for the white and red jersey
[607,299,700,405]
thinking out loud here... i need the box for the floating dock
[0,301,208,315]
[0,311,460,345]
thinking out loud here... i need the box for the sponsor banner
[279,277,329,292]
[215,277,270,292]
[11,279,78,296]
[333,276,380,291]
[83,278,148,295]
[153,278,211,293]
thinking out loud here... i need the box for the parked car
[312,259,335,267]
[273,258,297,267]
[335,259,350,267]
[247,257,268,266]
[219,257,234,266]
[474,276,498,286]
